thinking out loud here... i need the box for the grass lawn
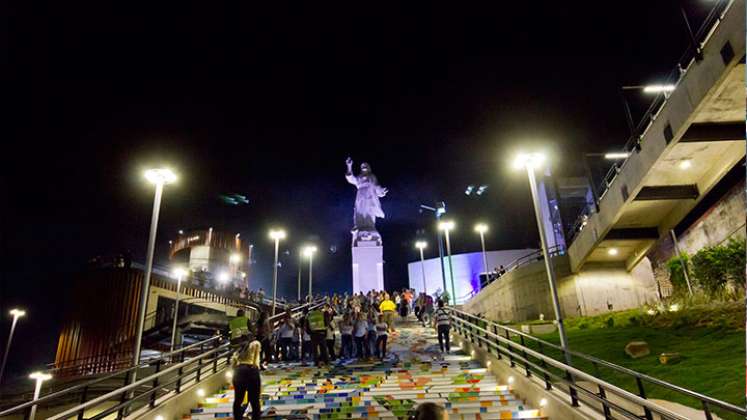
[510,304,744,419]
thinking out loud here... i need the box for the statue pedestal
[352,239,384,293]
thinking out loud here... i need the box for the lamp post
[297,249,303,302]
[420,202,448,297]
[513,152,570,364]
[415,241,428,294]
[437,220,456,305]
[269,229,287,316]
[303,245,317,301]
[0,308,26,385]
[474,223,489,277]
[28,372,52,420]
[169,268,187,354]
[133,168,176,376]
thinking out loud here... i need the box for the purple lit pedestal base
[352,240,384,293]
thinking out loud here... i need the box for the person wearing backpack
[433,299,451,354]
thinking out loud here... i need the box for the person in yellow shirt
[379,293,396,333]
[231,340,262,420]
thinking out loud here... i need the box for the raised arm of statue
[376,185,388,197]
[345,157,358,187]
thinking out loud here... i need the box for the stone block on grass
[624,341,650,359]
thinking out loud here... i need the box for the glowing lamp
[144,168,177,185]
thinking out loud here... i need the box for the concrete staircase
[182,319,547,419]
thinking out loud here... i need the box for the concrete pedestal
[352,240,384,293]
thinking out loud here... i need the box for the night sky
[3,1,715,378]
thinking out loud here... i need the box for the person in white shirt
[325,310,337,360]
[353,312,369,359]
[339,313,354,359]
[374,314,389,359]
[277,312,295,362]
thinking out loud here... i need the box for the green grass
[506,302,745,419]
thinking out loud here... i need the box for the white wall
[407,249,536,301]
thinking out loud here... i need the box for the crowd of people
[228,288,454,420]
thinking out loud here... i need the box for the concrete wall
[464,255,659,322]
[647,179,746,296]
[407,249,536,302]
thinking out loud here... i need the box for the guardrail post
[519,335,531,377]
[213,340,219,373]
[635,377,653,420]
[566,369,579,407]
[149,360,162,408]
[76,385,89,420]
[492,325,501,359]
[176,365,184,393]
[505,330,515,367]
[701,401,713,420]
[196,357,203,383]
[116,371,130,420]
[537,342,551,390]
[597,384,612,419]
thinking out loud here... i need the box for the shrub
[666,253,692,296]
[605,317,615,328]
[691,238,746,295]
[578,322,589,330]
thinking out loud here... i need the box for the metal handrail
[451,308,745,418]
[567,0,735,245]
[46,343,231,420]
[451,314,691,420]
[1,300,324,419]
[478,246,564,291]
[0,336,221,418]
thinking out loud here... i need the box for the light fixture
[474,223,489,234]
[607,248,619,256]
[229,253,241,264]
[643,84,676,94]
[197,388,206,397]
[539,398,548,407]
[437,220,455,231]
[268,229,287,240]
[512,152,546,170]
[217,272,230,283]
[669,304,680,312]
[172,267,187,279]
[415,241,427,250]
[302,245,317,257]
[29,371,52,381]
[604,152,630,160]
[646,309,656,316]
[9,308,26,318]
[678,159,692,170]
[144,168,177,185]
[155,416,164,420]
[507,376,515,384]
[225,371,233,379]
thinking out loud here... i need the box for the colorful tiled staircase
[184,319,547,420]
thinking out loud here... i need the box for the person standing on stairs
[325,307,337,360]
[434,299,451,354]
[231,340,262,420]
[254,311,271,370]
[374,313,388,359]
[229,309,251,347]
[353,311,369,359]
[304,306,329,367]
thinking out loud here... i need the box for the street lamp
[269,229,287,316]
[0,308,26,385]
[302,245,317,301]
[169,268,187,354]
[420,202,448,299]
[474,223,489,277]
[414,241,428,295]
[297,248,303,302]
[133,167,176,377]
[28,371,52,420]
[513,152,570,364]
[437,220,456,305]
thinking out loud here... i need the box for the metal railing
[478,245,565,291]
[566,0,736,246]
[0,300,324,420]
[451,308,745,420]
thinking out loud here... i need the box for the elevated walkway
[567,0,745,272]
